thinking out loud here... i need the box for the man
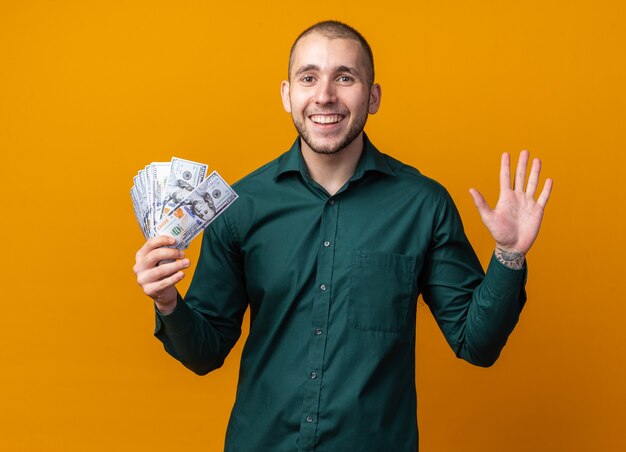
[134,20,552,451]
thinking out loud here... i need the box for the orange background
[1,1,625,451]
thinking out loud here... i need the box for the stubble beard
[292,110,368,155]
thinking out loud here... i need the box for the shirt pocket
[348,249,417,333]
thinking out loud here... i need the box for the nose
[314,77,336,105]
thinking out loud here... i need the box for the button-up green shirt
[155,134,527,451]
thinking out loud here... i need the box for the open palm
[469,151,553,254]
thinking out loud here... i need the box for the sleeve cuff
[154,292,195,337]
[482,253,528,299]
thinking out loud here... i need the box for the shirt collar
[274,132,396,181]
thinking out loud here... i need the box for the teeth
[310,115,342,124]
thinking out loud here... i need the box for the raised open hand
[469,151,553,259]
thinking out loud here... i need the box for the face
[193,200,213,220]
[281,33,381,155]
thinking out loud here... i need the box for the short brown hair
[288,20,375,85]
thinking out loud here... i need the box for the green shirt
[155,134,527,451]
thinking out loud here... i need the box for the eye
[337,75,354,83]
[301,75,315,83]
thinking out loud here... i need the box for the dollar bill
[155,171,238,250]
[139,169,154,236]
[130,184,148,239]
[143,165,155,236]
[132,174,149,238]
[160,157,208,219]
[151,162,171,229]
[143,162,171,237]
[131,158,236,251]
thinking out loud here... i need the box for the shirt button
[328,199,335,205]
[306,415,313,423]
[320,284,327,291]
[310,371,317,379]
[314,328,322,335]
[323,241,331,247]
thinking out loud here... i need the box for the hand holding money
[131,157,238,311]
[134,236,189,313]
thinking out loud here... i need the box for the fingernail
[183,259,190,267]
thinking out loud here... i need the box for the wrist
[494,246,526,270]
[154,293,178,315]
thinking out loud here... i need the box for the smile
[309,114,344,125]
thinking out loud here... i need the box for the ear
[368,83,381,114]
[280,80,292,113]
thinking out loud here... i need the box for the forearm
[455,254,527,366]
[154,293,239,375]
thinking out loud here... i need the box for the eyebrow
[294,64,360,78]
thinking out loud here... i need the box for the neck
[300,134,364,196]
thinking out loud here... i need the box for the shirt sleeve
[420,190,527,367]
[153,212,249,375]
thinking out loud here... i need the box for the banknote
[141,162,171,237]
[131,158,237,250]
[142,166,154,236]
[132,175,149,238]
[150,162,171,235]
[160,157,208,219]
[155,171,238,250]
[130,184,147,238]
[140,168,156,237]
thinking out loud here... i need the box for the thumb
[469,188,492,224]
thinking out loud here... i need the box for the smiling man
[280,29,380,196]
[134,20,552,451]
[283,30,377,154]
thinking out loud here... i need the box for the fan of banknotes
[131,157,238,250]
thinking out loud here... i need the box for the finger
[134,245,183,275]
[144,247,185,270]
[537,178,553,208]
[469,188,492,224]
[500,152,511,192]
[142,271,186,299]
[526,158,541,197]
[514,150,529,192]
[137,258,190,287]
[136,235,176,260]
